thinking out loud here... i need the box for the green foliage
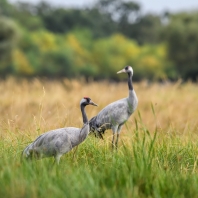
[0,16,20,75]
[0,0,197,80]
[134,44,170,80]
[129,14,163,45]
[163,12,198,80]
[93,34,131,79]
[0,0,14,16]
[39,50,74,77]
[0,24,171,80]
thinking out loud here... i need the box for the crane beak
[89,101,98,106]
[117,68,125,74]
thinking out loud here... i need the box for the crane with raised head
[22,97,98,164]
[89,66,138,148]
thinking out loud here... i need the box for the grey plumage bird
[89,66,138,148]
[22,97,98,164]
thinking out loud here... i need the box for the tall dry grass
[0,77,197,143]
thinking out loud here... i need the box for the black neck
[81,105,88,124]
[128,72,133,91]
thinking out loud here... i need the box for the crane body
[22,97,97,164]
[89,66,138,148]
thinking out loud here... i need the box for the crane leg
[115,133,120,149]
[112,133,115,149]
[111,125,118,150]
[54,154,62,165]
[115,125,123,149]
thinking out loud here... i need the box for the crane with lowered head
[22,97,98,164]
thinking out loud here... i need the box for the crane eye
[84,97,90,102]
[125,66,129,70]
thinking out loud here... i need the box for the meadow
[0,77,198,198]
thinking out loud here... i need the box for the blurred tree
[31,30,57,52]
[38,5,117,38]
[35,1,52,16]
[129,14,162,45]
[0,0,178,81]
[93,34,140,79]
[95,0,140,21]
[0,17,19,75]
[12,49,34,75]
[68,28,93,50]
[80,64,98,82]
[0,0,14,16]
[95,0,162,44]
[116,1,140,32]
[39,50,74,77]
[4,0,163,44]
[163,12,198,80]
[9,2,44,31]
[135,45,168,80]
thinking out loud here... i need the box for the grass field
[0,77,198,197]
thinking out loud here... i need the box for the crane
[22,97,98,164]
[89,66,138,148]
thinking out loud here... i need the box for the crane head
[117,66,133,75]
[80,97,98,106]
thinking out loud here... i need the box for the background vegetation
[0,0,198,81]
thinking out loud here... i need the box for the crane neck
[128,72,133,91]
[80,105,88,124]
